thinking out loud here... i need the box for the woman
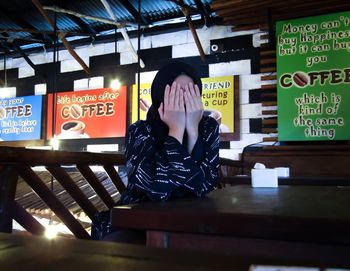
[92,62,219,241]
[120,62,220,204]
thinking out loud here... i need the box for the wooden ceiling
[211,0,350,32]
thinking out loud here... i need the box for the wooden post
[0,166,18,233]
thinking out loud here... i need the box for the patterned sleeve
[124,118,219,201]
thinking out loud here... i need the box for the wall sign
[47,87,127,139]
[277,11,350,141]
[0,95,43,141]
[131,75,240,141]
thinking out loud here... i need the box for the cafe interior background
[0,0,350,237]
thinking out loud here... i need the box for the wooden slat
[231,23,268,32]
[224,15,267,25]
[103,165,126,193]
[46,166,98,220]
[262,128,278,133]
[17,166,90,239]
[260,67,276,73]
[261,84,276,90]
[261,92,277,98]
[262,110,277,115]
[260,58,276,65]
[263,137,278,142]
[12,202,45,235]
[260,50,276,56]
[0,166,18,233]
[262,101,277,106]
[77,164,115,208]
[261,75,276,81]
[263,119,277,125]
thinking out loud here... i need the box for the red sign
[47,87,127,139]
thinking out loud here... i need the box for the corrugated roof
[0,0,215,53]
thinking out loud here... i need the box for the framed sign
[277,11,350,141]
[0,95,43,141]
[47,87,127,139]
[131,75,240,141]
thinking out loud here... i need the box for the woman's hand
[184,83,203,153]
[158,82,186,143]
[184,83,203,136]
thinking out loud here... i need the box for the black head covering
[146,62,202,150]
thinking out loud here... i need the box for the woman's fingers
[184,84,194,111]
[194,84,203,109]
[158,102,164,120]
[174,82,181,109]
[179,88,184,111]
[164,84,170,110]
[169,81,177,109]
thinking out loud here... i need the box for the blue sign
[0,95,43,141]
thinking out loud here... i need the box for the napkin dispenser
[251,163,278,188]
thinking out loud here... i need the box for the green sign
[277,11,350,141]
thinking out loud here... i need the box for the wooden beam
[77,164,115,209]
[32,0,91,75]
[46,166,98,220]
[103,165,126,193]
[18,165,90,239]
[12,202,45,235]
[174,0,206,62]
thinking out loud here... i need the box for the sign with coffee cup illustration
[277,11,350,141]
[0,95,43,141]
[131,75,238,140]
[47,87,127,139]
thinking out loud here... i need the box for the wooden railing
[0,146,245,239]
[0,146,125,239]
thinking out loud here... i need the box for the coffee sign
[131,75,239,140]
[47,87,127,139]
[277,11,350,141]
[0,95,43,141]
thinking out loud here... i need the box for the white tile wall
[172,42,199,58]
[240,89,250,104]
[60,57,89,73]
[18,65,35,78]
[117,36,151,52]
[89,43,107,57]
[241,103,262,119]
[151,30,188,48]
[34,84,47,95]
[209,60,251,77]
[0,87,16,98]
[120,51,137,65]
[240,74,261,90]
[29,51,53,65]
[88,76,104,89]
[74,78,89,90]
[137,71,158,84]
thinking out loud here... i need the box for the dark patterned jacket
[120,116,220,204]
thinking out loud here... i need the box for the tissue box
[275,167,290,177]
[251,168,278,188]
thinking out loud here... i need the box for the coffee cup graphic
[60,120,86,138]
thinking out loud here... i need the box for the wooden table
[111,185,350,267]
[0,233,339,271]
